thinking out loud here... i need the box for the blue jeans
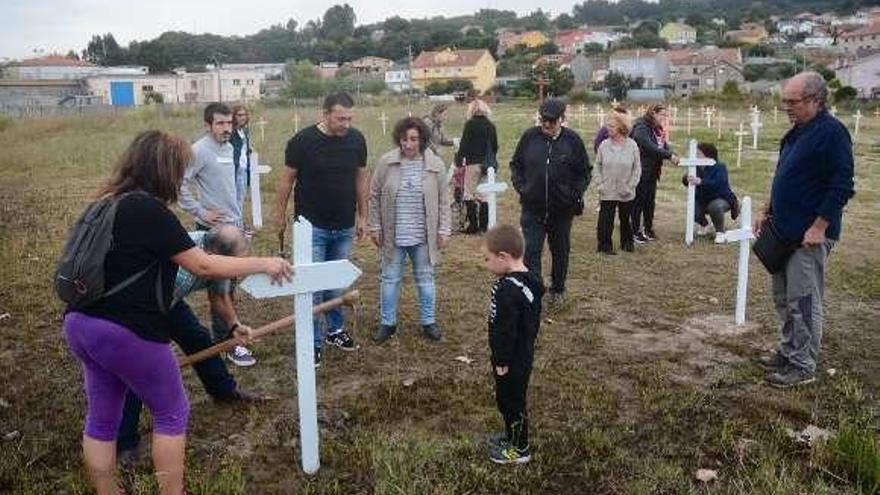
[117,301,237,452]
[312,226,355,349]
[380,243,436,326]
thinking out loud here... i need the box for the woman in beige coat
[595,110,641,254]
[368,117,451,343]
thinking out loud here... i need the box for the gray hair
[204,225,249,256]
[800,71,828,105]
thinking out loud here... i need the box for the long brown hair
[643,103,667,129]
[100,130,192,204]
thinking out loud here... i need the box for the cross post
[249,152,272,228]
[687,107,693,135]
[475,167,509,228]
[724,196,755,325]
[853,109,863,141]
[750,112,763,150]
[734,122,748,168]
[380,111,388,136]
[238,217,362,474]
[678,139,716,245]
[255,117,268,143]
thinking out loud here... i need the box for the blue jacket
[696,162,737,208]
[770,109,854,242]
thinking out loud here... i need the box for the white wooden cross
[671,105,679,126]
[853,109,863,141]
[830,105,838,116]
[248,152,272,229]
[734,122,749,168]
[704,106,714,129]
[611,98,620,108]
[678,139,716,246]
[750,111,763,150]
[294,113,300,134]
[380,111,388,136]
[773,106,779,124]
[724,196,755,325]
[716,110,724,139]
[873,107,880,119]
[687,107,693,135]
[475,167,509,228]
[239,217,362,474]
[578,104,585,127]
[596,107,607,127]
[255,117,268,143]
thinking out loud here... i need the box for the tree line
[78,0,880,73]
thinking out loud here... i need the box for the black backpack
[55,192,164,311]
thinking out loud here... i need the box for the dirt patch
[601,313,759,385]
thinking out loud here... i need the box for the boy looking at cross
[481,224,545,464]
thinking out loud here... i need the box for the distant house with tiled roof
[411,48,496,94]
[496,31,550,56]
[725,22,769,45]
[609,49,670,88]
[839,24,880,55]
[666,47,744,97]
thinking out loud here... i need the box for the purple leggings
[64,312,189,441]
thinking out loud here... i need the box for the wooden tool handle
[179,289,359,368]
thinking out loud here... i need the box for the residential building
[660,23,698,46]
[666,47,744,97]
[725,22,769,45]
[411,48,496,94]
[4,55,148,80]
[796,35,835,49]
[317,62,339,79]
[384,65,411,93]
[609,49,669,88]
[836,51,880,98]
[344,56,394,75]
[0,79,92,108]
[839,24,880,54]
[555,27,622,53]
[496,31,550,56]
[222,63,287,80]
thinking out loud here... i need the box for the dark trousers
[495,367,532,449]
[695,198,731,232]
[631,174,658,234]
[194,223,236,343]
[597,200,634,251]
[117,301,237,452]
[521,209,573,294]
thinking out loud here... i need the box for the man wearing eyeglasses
[754,71,855,388]
[510,98,591,307]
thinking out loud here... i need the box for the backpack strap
[102,260,158,299]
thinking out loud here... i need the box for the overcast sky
[4,0,579,60]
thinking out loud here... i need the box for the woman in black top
[62,131,291,495]
[455,99,499,234]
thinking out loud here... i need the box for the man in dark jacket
[510,98,591,306]
[755,72,855,388]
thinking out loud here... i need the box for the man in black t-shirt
[274,92,369,366]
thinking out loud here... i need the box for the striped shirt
[394,158,427,246]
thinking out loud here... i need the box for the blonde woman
[454,99,498,233]
[596,110,641,254]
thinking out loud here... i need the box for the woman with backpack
[454,99,498,234]
[59,130,291,495]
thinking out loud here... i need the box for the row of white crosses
[240,217,362,474]
[678,138,755,325]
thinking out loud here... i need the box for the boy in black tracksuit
[481,224,545,464]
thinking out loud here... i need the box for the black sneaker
[633,232,649,244]
[314,348,321,369]
[374,324,397,344]
[489,441,532,465]
[421,323,442,341]
[645,230,658,241]
[325,329,359,351]
[766,365,816,388]
[756,351,788,371]
[622,244,635,252]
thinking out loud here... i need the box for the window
[142,85,154,92]
[693,67,699,75]
[232,79,241,86]
[247,79,254,85]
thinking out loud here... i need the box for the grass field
[1,99,879,494]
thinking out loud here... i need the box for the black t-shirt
[488,271,545,369]
[79,193,195,343]
[284,125,367,230]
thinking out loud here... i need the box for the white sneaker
[715,232,726,244]
[227,345,256,367]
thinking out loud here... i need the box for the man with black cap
[510,98,591,307]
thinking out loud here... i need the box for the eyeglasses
[782,96,813,106]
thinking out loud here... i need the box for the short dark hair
[323,92,355,113]
[392,117,431,154]
[204,102,232,124]
[697,142,718,161]
[484,224,525,259]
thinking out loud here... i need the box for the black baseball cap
[539,98,566,120]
